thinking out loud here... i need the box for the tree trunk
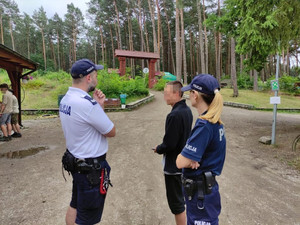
[57,31,60,70]
[72,26,77,62]
[160,21,164,72]
[196,41,200,74]
[113,0,122,49]
[214,32,220,81]
[282,47,286,74]
[0,14,4,44]
[144,18,150,52]
[94,40,97,64]
[49,36,57,70]
[197,0,205,74]
[99,25,104,65]
[240,54,244,74]
[27,30,30,59]
[189,30,194,77]
[226,40,230,75]
[148,0,158,71]
[217,0,222,82]
[41,29,47,70]
[9,19,15,51]
[296,40,299,68]
[231,37,238,97]
[109,24,115,68]
[253,70,258,91]
[127,2,134,78]
[162,0,175,74]
[180,8,187,84]
[202,0,208,73]
[286,47,290,75]
[175,1,182,81]
[156,0,161,72]
[137,0,144,69]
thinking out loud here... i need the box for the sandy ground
[0,91,299,225]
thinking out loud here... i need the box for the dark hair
[167,81,183,97]
[0,83,9,89]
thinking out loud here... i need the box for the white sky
[14,0,89,19]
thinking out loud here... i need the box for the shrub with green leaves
[154,78,168,91]
[237,73,253,89]
[97,70,149,98]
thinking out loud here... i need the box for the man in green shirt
[0,83,13,141]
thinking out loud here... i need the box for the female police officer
[176,74,226,225]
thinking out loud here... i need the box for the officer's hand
[93,89,106,108]
[189,161,200,169]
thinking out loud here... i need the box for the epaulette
[197,117,208,125]
[82,95,97,105]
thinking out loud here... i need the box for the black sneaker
[8,135,12,140]
[12,133,22,138]
[0,136,10,142]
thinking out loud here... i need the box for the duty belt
[75,153,107,173]
[182,172,216,201]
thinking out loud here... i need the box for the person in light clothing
[10,90,22,138]
[60,59,116,225]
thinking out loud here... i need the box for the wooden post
[118,57,126,76]
[149,59,157,88]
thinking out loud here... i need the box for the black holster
[62,150,76,172]
[182,172,216,201]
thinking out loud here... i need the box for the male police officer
[60,59,116,225]
[154,81,193,225]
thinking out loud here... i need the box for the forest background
[0,0,300,108]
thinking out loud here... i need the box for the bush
[237,73,253,89]
[154,78,168,91]
[262,75,300,94]
[22,79,45,89]
[97,70,149,98]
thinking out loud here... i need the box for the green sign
[271,80,279,91]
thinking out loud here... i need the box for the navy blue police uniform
[181,117,226,225]
[60,59,114,225]
[180,74,226,225]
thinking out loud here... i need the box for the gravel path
[0,91,299,225]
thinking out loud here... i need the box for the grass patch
[221,88,300,109]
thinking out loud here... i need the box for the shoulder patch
[82,95,97,105]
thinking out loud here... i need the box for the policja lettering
[59,104,71,116]
[185,144,197,152]
[219,128,224,141]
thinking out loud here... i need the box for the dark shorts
[0,113,11,125]
[11,113,18,125]
[164,174,185,215]
[70,160,111,225]
[184,182,221,225]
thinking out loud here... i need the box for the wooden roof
[0,44,38,73]
[115,49,160,59]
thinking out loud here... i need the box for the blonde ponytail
[199,91,223,124]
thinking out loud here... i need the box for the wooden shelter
[0,44,38,125]
[115,49,160,88]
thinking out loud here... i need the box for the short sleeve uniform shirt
[181,118,226,177]
[59,87,114,159]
